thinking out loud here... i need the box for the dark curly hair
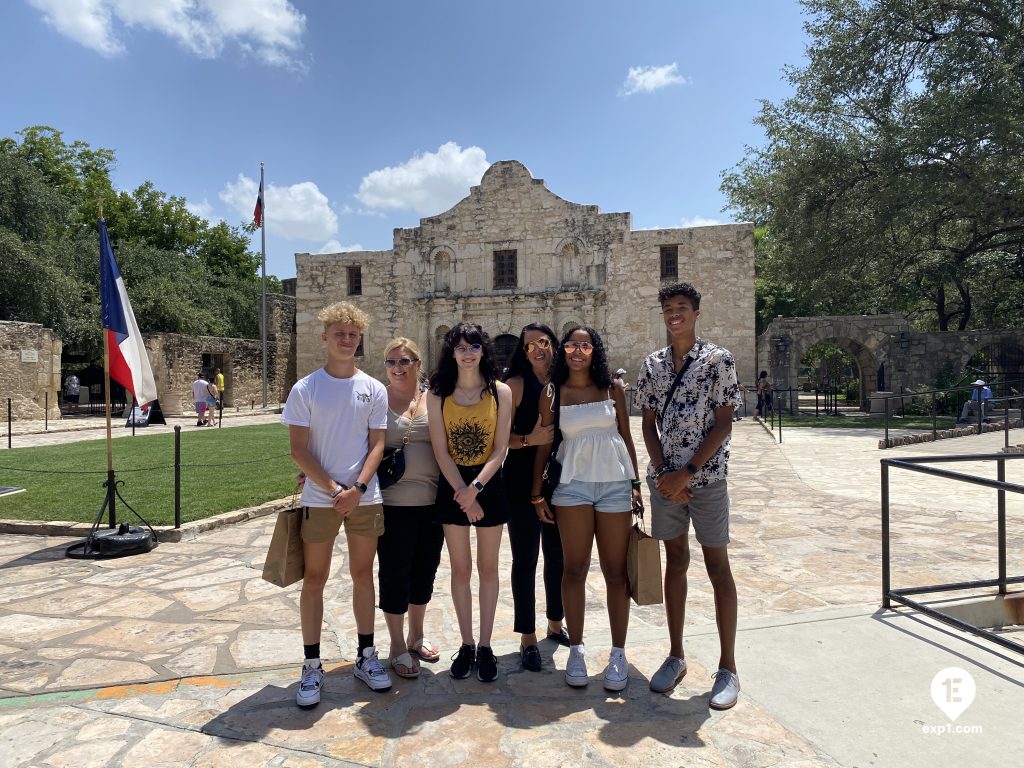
[502,323,558,383]
[428,322,498,398]
[550,324,612,389]
[658,281,701,309]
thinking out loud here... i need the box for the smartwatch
[352,481,368,494]
[472,479,485,492]
[685,462,699,475]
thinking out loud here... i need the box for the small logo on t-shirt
[356,391,371,403]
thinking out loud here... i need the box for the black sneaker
[476,645,498,682]
[449,643,475,679]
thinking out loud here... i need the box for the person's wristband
[685,462,699,475]
[521,434,529,448]
[630,479,642,489]
[530,495,545,505]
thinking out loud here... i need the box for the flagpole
[100,204,115,529]
[260,161,268,409]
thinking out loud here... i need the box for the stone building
[0,320,62,420]
[294,161,756,385]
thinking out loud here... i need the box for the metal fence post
[998,457,1006,596]
[174,425,181,529]
[815,388,819,418]
[778,403,783,444]
[932,395,937,441]
[45,391,48,431]
[884,396,889,447]
[6,398,11,449]
[881,460,890,608]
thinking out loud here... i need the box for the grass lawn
[0,424,297,525]
[766,414,960,430]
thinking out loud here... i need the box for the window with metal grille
[493,249,517,289]
[347,266,362,296]
[660,246,678,280]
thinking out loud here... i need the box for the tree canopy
[723,0,1024,332]
[0,126,280,364]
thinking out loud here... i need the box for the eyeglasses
[384,358,418,369]
[454,344,482,355]
[565,341,594,354]
[525,338,552,353]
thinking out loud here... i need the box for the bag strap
[544,382,562,454]
[398,390,420,447]
[659,341,703,427]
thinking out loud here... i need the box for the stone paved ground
[1,419,1022,767]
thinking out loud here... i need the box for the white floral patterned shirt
[633,340,741,487]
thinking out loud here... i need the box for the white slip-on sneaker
[603,648,629,692]
[296,659,324,707]
[354,647,392,692]
[565,644,589,687]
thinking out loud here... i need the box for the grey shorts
[647,477,730,547]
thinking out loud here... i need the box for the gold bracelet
[530,496,545,505]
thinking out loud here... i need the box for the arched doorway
[494,334,518,375]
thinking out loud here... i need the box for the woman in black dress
[502,323,566,671]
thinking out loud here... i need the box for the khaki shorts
[301,504,384,543]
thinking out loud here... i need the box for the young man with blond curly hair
[281,301,390,706]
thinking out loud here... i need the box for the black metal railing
[881,453,1024,654]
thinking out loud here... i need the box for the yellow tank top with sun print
[442,388,497,467]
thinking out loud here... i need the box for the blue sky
[3,0,808,279]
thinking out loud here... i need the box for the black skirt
[434,465,509,527]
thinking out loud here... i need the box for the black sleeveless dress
[503,371,541,503]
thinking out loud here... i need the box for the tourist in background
[532,325,641,691]
[755,370,771,418]
[377,337,445,679]
[502,323,565,672]
[191,371,211,426]
[427,323,513,683]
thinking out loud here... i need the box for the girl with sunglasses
[501,324,566,672]
[427,322,513,682]
[532,325,642,691]
[376,338,445,679]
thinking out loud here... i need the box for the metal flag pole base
[65,471,158,559]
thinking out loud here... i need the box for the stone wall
[295,161,755,385]
[149,294,296,413]
[0,320,62,421]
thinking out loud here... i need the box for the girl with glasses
[531,325,642,691]
[376,338,445,679]
[501,324,566,672]
[426,322,513,682]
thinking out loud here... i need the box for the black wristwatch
[352,481,368,494]
[685,462,699,475]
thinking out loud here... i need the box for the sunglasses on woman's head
[565,341,594,354]
[384,358,418,368]
[454,344,482,355]
[525,338,552,353]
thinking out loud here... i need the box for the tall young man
[281,301,390,707]
[634,282,743,710]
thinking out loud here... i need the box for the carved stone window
[494,249,517,290]
[434,251,451,293]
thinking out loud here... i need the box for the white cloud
[680,216,724,228]
[28,0,306,68]
[185,198,218,221]
[621,63,690,96]
[219,174,338,241]
[318,240,363,253]
[356,142,489,216]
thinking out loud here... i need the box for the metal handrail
[881,452,1024,654]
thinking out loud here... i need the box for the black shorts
[434,464,509,527]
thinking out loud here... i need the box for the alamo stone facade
[294,161,756,385]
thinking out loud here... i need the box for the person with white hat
[959,379,993,422]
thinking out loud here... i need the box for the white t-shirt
[281,368,388,508]
[192,379,209,404]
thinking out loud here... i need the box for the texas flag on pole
[99,219,158,406]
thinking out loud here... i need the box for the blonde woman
[377,338,445,679]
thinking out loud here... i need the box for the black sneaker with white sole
[449,643,476,679]
[476,645,498,682]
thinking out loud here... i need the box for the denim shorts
[551,478,632,513]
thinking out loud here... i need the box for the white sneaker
[603,648,629,692]
[709,668,740,710]
[565,644,589,687]
[354,646,392,691]
[296,659,324,707]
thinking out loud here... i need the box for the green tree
[723,0,1024,331]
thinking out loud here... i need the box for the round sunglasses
[454,343,483,355]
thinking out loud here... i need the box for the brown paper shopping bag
[261,508,304,587]
[627,517,663,606]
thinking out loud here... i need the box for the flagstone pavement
[1,418,1022,767]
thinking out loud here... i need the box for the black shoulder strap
[659,342,703,426]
